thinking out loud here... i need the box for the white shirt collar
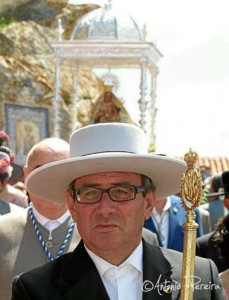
[32,205,70,227]
[152,196,171,215]
[164,196,171,210]
[85,241,143,278]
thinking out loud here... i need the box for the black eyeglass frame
[70,184,146,204]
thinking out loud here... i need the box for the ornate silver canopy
[52,1,162,145]
[70,1,142,41]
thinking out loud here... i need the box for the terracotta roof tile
[198,157,229,175]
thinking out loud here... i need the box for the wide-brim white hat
[25,123,187,203]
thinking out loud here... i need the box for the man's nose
[97,191,116,216]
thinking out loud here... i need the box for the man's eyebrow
[78,182,131,188]
[78,184,100,188]
[112,181,131,185]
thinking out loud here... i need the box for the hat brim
[9,163,24,183]
[25,153,186,203]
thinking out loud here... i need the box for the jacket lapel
[53,240,109,300]
[144,217,162,246]
[142,240,181,300]
[167,201,179,249]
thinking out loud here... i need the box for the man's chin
[91,237,123,252]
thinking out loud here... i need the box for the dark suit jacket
[144,195,203,251]
[12,239,226,300]
[196,231,229,273]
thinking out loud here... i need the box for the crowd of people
[0,125,228,299]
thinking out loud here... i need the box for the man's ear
[144,190,156,220]
[23,166,28,177]
[66,190,77,217]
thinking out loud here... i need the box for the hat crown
[0,151,10,161]
[70,123,148,157]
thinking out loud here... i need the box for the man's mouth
[95,223,119,232]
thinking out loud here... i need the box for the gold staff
[180,149,203,300]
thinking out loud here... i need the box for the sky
[68,0,229,157]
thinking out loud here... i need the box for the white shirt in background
[151,196,171,247]
[32,206,70,239]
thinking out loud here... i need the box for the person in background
[214,214,229,298]
[0,152,23,215]
[0,130,10,146]
[196,171,229,273]
[0,130,28,207]
[200,173,225,230]
[200,165,212,181]
[0,137,81,300]
[12,123,226,300]
[144,194,204,251]
[198,205,211,234]
[207,172,229,218]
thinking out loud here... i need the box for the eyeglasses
[70,184,146,204]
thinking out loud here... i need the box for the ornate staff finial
[180,148,202,211]
[180,148,203,299]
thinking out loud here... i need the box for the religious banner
[4,103,49,166]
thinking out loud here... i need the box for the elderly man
[0,138,81,300]
[12,123,226,299]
